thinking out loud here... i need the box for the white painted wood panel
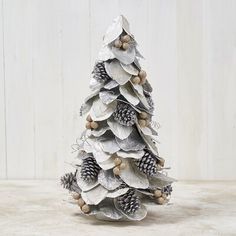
[0,0,235,180]
[0,0,6,179]
[3,0,35,178]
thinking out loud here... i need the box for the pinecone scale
[81,156,101,182]
[117,189,140,214]
[136,150,158,176]
[92,62,111,83]
[113,103,137,126]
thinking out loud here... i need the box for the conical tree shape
[61,15,176,221]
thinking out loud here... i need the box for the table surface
[0,180,235,236]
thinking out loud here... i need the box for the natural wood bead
[86,114,93,122]
[85,122,92,129]
[121,35,131,43]
[139,111,148,119]
[159,159,165,167]
[90,121,99,129]
[157,164,162,171]
[138,119,147,127]
[114,39,122,48]
[113,167,120,176]
[122,42,129,50]
[139,70,147,79]
[77,198,85,207]
[154,190,162,198]
[72,193,81,200]
[156,197,165,205]
[132,76,141,84]
[162,193,167,199]
[114,157,122,166]
[140,77,147,85]
[120,162,126,170]
[81,204,90,214]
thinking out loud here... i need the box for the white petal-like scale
[112,46,136,65]
[89,78,104,91]
[76,167,99,192]
[92,141,111,162]
[82,138,96,153]
[116,150,144,159]
[107,117,133,140]
[119,159,149,189]
[99,90,119,105]
[104,79,119,90]
[90,98,117,121]
[98,45,115,61]
[134,90,150,110]
[99,134,120,154]
[131,82,144,96]
[135,48,145,59]
[106,60,132,85]
[91,125,110,138]
[116,129,146,151]
[138,128,159,156]
[95,199,125,221]
[134,58,141,70]
[114,199,147,221]
[103,16,123,45]
[107,187,129,198]
[84,89,100,103]
[143,80,153,93]
[81,184,108,205]
[119,83,139,106]
[148,172,176,190]
[97,154,117,170]
[120,63,139,75]
[139,126,153,136]
[98,170,122,190]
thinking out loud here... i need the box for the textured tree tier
[61,15,175,221]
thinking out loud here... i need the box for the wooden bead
[139,70,147,79]
[114,157,122,166]
[114,39,122,48]
[162,193,167,199]
[154,190,162,198]
[132,76,141,85]
[72,193,81,200]
[85,122,91,129]
[90,121,99,129]
[159,159,165,167]
[86,114,92,122]
[77,198,85,207]
[140,77,147,85]
[138,119,147,127]
[113,167,120,176]
[120,162,126,170]
[81,204,90,214]
[157,164,162,171]
[156,197,165,205]
[121,35,131,43]
[122,42,129,50]
[139,111,148,119]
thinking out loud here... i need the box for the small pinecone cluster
[117,189,140,214]
[92,62,111,83]
[61,172,77,191]
[81,156,101,182]
[162,185,173,196]
[113,102,137,126]
[136,149,158,176]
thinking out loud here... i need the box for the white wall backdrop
[0,0,236,180]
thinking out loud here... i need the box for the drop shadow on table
[72,203,202,227]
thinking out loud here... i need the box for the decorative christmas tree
[61,15,175,221]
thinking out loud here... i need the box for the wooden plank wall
[0,0,235,180]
